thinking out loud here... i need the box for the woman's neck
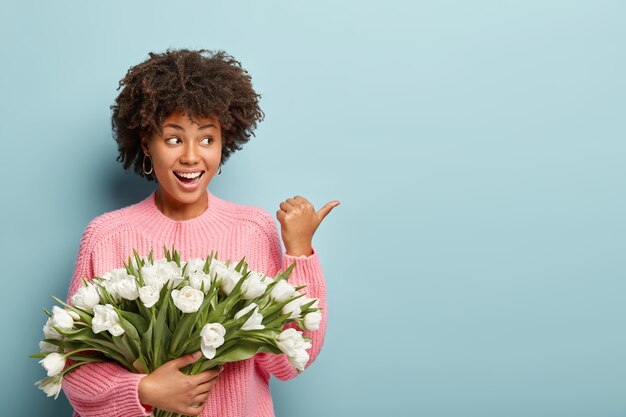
[154,187,209,221]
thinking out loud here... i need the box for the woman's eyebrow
[163,123,217,131]
[163,123,185,131]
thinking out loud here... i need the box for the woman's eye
[165,137,181,145]
[201,137,214,145]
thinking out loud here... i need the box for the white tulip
[92,304,125,336]
[214,264,243,295]
[115,278,139,301]
[35,377,62,399]
[39,340,59,353]
[100,268,138,301]
[71,283,100,310]
[283,295,319,320]
[141,259,181,289]
[208,258,227,275]
[276,328,312,371]
[138,285,160,308]
[200,323,226,359]
[171,286,204,313]
[189,271,213,292]
[271,280,296,302]
[234,303,265,331]
[281,295,305,319]
[43,318,62,340]
[287,349,310,371]
[40,352,66,377]
[241,272,268,299]
[303,311,323,331]
[51,306,74,330]
[184,258,206,276]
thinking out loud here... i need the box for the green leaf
[219,278,249,317]
[233,328,280,344]
[234,256,247,272]
[178,335,201,357]
[97,285,117,306]
[117,315,140,345]
[259,293,303,319]
[185,357,221,374]
[38,338,84,351]
[299,299,317,312]
[197,287,218,324]
[59,328,128,365]
[263,312,294,328]
[214,341,276,363]
[275,262,296,281]
[70,306,95,326]
[88,340,130,367]
[112,334,138,366]
[169,309,201,356]
[117,310,149,335]
[50,296,73,310]
[163,245,171,262]
[166,291,180,333]
[173,247,181,266]
[68,355,108,363]
[140,311,154,369]
[153,293,172,368]
[55,325,95,338]
[133,249,144,268]
[133,355,149,373]
[203,254,212,274]
[125,257,135,276]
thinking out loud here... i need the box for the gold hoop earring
[217,163,222,176]
[143,154,153,175]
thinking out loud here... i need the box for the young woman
[62,49,339,417]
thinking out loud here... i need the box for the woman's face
[142,109,223,219]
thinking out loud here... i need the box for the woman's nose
[180,143,200,164]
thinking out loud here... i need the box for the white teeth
[176,171,202,179]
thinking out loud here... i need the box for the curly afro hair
[112,49,264,180]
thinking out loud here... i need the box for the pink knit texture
[61,190,327,417]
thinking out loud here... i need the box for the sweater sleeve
[61,221,152,417]
[253,211,328,381]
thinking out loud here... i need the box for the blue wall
[2,1,625,416]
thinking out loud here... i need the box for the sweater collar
[130,189,237,242]
[146,189,214,224]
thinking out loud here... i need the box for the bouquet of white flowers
[32,247,322,417]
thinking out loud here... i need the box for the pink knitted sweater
[62,190,327,417]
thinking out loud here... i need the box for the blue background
[1,0,625,416]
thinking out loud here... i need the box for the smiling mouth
[174,171,205,184]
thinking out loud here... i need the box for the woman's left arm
[254,196,339,381]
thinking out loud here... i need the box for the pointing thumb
[317,200,340,221]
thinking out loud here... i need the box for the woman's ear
[140,135,150,155]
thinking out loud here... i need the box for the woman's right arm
[62,362,152,417]
[62,223,154,417]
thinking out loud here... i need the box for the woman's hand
[276,196,340,257]
[138,351,223,415]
